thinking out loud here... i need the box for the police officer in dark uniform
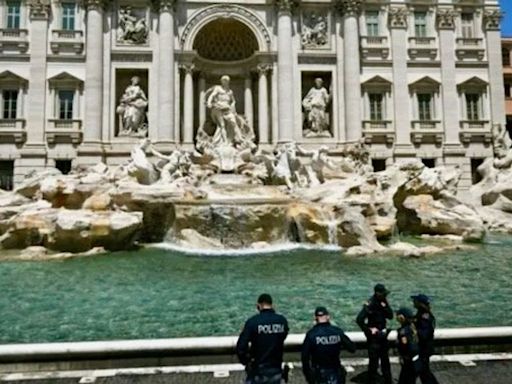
[301,306,356,384]
[356,283,393,384]
[411,294,439,384]
[236,293,289,384]
[396,307,420,384]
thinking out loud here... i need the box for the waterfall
[322,209,338,246]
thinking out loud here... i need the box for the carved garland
[335,0,362,17]
[84,0,110,12]
[28,0,51,19]
[436,8,457,30]
[180,5,271,50]
[388,7,408,29]
[275,0,298,13]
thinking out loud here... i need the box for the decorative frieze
[257,64,272,75]
[28,0,51,20]
[117,7,149,45]
[275,0,298,13]
[483,9,502,31]
[388,7,408,29]
[301,11,329,49]
[436,8,457,30]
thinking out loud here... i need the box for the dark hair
[257,293,273,305]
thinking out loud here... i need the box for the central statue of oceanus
[195,75,256,172]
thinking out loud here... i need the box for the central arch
[180,5,271,52]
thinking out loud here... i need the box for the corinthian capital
[436,8,458,30]
[28,0,50,20]
[335,0,362,17]
[388,7,408,29]
[275,0,298,13]
[483,8,503,31]
[152,0,175,13]
[84,0,109,11]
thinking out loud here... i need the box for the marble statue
[126,138,158,184]
[491,124,512,169]
[196,75,256,172]
[116,76,148,137]
[302,78,331,137]
[301,12,328,48]
[150,147,193,184]
[118,7,148,45]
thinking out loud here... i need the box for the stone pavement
[3,360,511,384]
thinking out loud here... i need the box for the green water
[0,236,511,344]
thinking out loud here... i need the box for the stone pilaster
[334,7,345,142]
[156,0,176,145]
[437,8,459,146]
[257,64,271,144]
[19,0,51,175]
[181,64,195,144]
[198,74,206,129]
[275,0,296,142]
[484,8,505,127]
[389,6,410,150]
[81,0,106,159]
[337,0,362,143]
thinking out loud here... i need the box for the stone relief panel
[117,6,149,45]
[301,11,329,49]
[115,69,149,138]
[301,72,333,138]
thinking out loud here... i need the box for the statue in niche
[195,75,256,172]
[301,12,328,48]
[116,76,148,137]
[302,78,332,138]
[118,7,148,45]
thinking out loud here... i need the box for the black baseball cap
[314,306,329,317]
[396,307,414,319]
[411,294,431,305]
[374,283,390,295]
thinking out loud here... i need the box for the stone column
[157,0,175,144]
[26,0,50,147]
[334,8,345,142]
[437,8,460,145]
[257,64,271,144]
[484,8,506,126]
[182,64,195,144]
[389,7,410,148]
[340,0,362,142]
[83,0,104,146]
[275,0,295,142]
[198,75,206,128]
[244,76,254,128]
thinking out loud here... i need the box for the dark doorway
[372,158,386,172]
[55,160,72,175]
[471,158,485,185]
[421,158,436,168]
[0,161,14,191]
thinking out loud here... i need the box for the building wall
[0,0,505,191]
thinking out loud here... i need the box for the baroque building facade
[0,0,504,190]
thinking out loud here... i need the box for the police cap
[314,306,329,317]
[374,283,390,295]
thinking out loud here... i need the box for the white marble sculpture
[116,76,148,137]
[118,7,148,45]
[301,12,328,49]
[302,78,331,138]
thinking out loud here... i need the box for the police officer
[236,293,289,384]
[411,294,439,384]
[396,307,420,384]
[356,283,393,384]
[301,306,356,384]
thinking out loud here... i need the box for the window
[2,90,18,119]
[61,2,75,31]
[414,12,427,37]
[372,159,386,172]
[421,158,436,168]
[417,93,432,121]
[369,93,383,121]
[6,1,21,29]
[465,93,480,120]
[503,48,511,66]
[58,90,74,120]
[471,158,484,185]
[55,160,72,175]
[461,13,474,38]
[505,83,512,98]
[0,161,14,191]
[366,11,380,37]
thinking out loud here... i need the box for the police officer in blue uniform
[396,307,420,384]
[356,283,393,384]
[236,293,289,384]
[411,294,439,384]
[301,306,356,384]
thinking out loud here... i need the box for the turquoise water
[0,236,511,344]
